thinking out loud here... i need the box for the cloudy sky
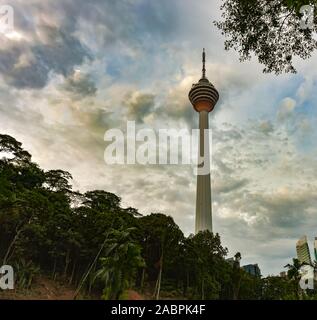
[1,0,317,276]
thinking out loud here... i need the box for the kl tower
[188,49,219,234]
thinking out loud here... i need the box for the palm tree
[284,258,305,299]
[232,252,242,300]
[93,228,145,300]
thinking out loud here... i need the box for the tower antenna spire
[188,48,219,234]
[202,48,206,79]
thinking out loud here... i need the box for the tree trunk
[140,237,148,293]
[3,228,23,265]
[64,249,70,278]
[201,279,205,300]
[153,278,158,298]
[155,249,163,300]
[3,216,33,265]
[69,260,76,285]
[183,270,189,296]
[74,234,109,299]
[52,257,57,280]
[140,267,146,292]
[88,263,97,295]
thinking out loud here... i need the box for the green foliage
[215,0,317,74]
[0,133,313,300]
[13,259,40,290]
[184,231,228,299]
[261,276,297,300]
[94,228,145,300]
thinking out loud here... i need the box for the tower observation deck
[188,49,219,233]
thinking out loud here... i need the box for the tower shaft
[188,49,219,235]
[195,110,212,233]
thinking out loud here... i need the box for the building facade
[296,235,312,265]
[242,264,261,278]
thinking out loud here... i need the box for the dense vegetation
[0,134,316,300]
[215,0,317,74]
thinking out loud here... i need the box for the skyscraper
[188,50,219,233]
[242,264,261,278]
[296,235,312,265]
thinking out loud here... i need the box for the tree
[4,132,313,301]
[83,190,121,213]
[93,228,145,300]
[261,276,297,300]
[214,0,317,74]
[232,252,242,299]
[138,213,184,299]
[44,170,73,192]
[285,258,302,280]
[237,270,262,299]
[184,231,228,299]
[0,134,31,164]
[284,258,304,298]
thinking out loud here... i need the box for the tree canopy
[1,133,316,300]
[215,0,317,74]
